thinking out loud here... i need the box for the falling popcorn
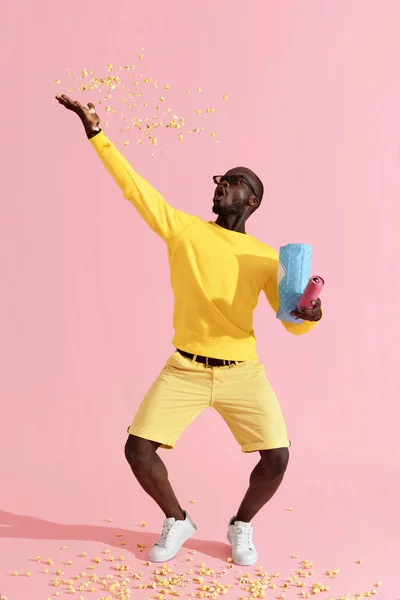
[54,79,61,84]
[141,521,147,527]
[55,55,229,156]
[107,517,112,522]
[222,94,228,100]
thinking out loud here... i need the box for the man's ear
[247,196,259,209]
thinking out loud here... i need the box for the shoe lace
[156,521,174,548]
[235,526,253,550]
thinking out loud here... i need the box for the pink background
[1,1,399,598]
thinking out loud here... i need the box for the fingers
[298,298,321,311]
[291,310,320,322]
[55,95,96,117]
[291,297,322,322]
[55,95,69,108]
[293,307,314,318]
[292,297,321,314]
[55,94,76,110]
[60,94,75,105]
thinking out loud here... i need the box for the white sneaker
[149,512,197,562]
[227,516,258,566]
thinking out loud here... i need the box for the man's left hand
[291,298,322,322]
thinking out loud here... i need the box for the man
[56,94,322,567]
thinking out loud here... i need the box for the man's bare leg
[235,447,290,522]
[124,435,185,521]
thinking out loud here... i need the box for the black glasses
[213,175,258,199]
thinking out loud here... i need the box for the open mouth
[214,185,227,201]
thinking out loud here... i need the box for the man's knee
[259,447,290,478]
[124,435,158,473]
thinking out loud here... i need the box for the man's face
[212,168,258,215]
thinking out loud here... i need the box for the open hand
[291,297,322,322]
[55,94,100,134]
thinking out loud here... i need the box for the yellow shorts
[128,351,290,453]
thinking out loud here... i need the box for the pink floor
[1,440,397,599]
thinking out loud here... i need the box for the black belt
[177,348,241,367]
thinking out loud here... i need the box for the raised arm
[263,250,322,335]
[55,95,195,241]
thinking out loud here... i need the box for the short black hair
[225,166,264,204]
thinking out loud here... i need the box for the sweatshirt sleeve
[263,250,321,335]
[90,131,195,241]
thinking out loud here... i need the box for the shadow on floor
[0,510,231,562]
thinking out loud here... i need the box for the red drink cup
[298,276,325,309]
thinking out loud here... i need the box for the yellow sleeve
[263,250,320,336]
[89,131,195,241]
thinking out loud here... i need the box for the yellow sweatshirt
[90,131,318,360]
